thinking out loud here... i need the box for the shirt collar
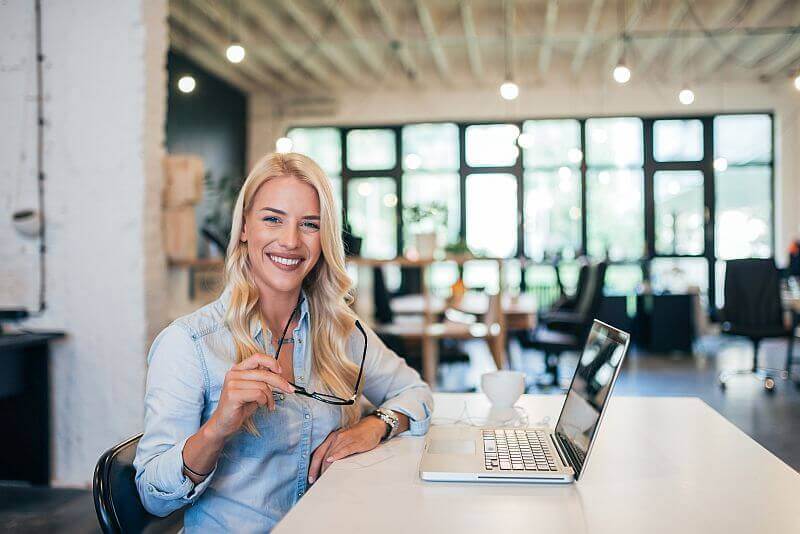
[248,289,310,342]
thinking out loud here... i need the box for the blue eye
[263,216,281,224]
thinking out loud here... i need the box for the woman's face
[241,175,322,297]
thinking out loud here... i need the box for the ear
[240,217,248,243]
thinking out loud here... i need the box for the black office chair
[93,433,183,533]
[718,258,794,392]
[538,258,591,325]
[518,260,607,387]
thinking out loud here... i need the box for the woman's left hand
[307,416,386,484]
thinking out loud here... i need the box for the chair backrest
[93,433,183,534]
[723,258,783,328]
[551,259,591,312]
[372,266,395,324]
[574,260,607,319]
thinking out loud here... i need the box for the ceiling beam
[538,0,559,77]
[416,0,451,82]
[637,0,689,73]
[571,0,606,76]
[670,0,750,77]
[368,0,421,82]
[280,0,366,86]
[324,0,386,79]
[758,27,800,78]
[697,0,788,78]
[503,0,516,80]
[169,28,262,94]
[236,0,342,88]
[605,0,652,71]
[189,0,307,88]
[460,0,483,80]
[169,3,287,91]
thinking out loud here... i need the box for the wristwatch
[371,408,400,440]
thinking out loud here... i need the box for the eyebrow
[259,207,320,220]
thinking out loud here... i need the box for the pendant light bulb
[500,80,519,100]
[226,43,246,63]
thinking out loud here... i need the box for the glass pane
[402,172,460,250]
[715,166,772,259]
[524,170,581,261]
[465,124,520,167]
[346,129,396,170]
[465,173,518,258]
[463,260,499,292]
[654,171,704,255]
[347,178,396,259]
[287,127,341,175]
[605,264,643,295]
[524,264,561,309]
[654,120,703,162]
[521,119,581,168]
[650,257,708,294]
[586,169,644,260]
[402,123,459,170]
[586,117,643,167]
[714,114,772,165]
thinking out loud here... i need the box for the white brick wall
[0,0,167,486]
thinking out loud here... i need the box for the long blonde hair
[224,152,361,432]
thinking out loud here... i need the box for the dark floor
[2,336,798,533]
[0,483,99,533]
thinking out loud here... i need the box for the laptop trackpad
[428,439,476,455]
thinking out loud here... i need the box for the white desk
[275,393,800,534]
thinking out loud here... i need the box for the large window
[285,112,774,308]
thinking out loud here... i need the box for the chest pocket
[208,387,301,459]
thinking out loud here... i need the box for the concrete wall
[250,80,800,261]
[0,0,167,486]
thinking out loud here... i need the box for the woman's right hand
[206,354,295,441]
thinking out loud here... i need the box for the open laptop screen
[554,320,629,480]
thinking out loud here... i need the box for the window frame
[286,111,775,309]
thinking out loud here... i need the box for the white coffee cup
[481,370,525,408]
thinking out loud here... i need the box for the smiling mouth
[267,253,305,270]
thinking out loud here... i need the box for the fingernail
[326,457,334,463]
[308,475,314,483]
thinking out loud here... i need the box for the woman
[134,153,433,532]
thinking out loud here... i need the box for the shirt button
[278,394,285,401]
[298,491,303,497]
[304,414,311,420]
[298,376,304,381]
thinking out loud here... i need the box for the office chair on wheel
[93,433,183,533]
[718,258,795,392]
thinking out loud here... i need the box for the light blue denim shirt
[134,289,433,532]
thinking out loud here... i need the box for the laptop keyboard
[482,429,559,471]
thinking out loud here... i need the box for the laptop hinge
[550,433,570,469]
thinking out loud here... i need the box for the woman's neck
[257,285,303,340]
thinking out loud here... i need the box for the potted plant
[404,202,447,259]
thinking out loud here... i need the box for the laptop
[419,319,630,483]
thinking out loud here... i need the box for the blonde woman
[134,153,433,532]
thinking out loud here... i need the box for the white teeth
[269,254,301,266]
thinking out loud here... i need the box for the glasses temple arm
[352,320,367,398]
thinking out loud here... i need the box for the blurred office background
[1,0,799,530]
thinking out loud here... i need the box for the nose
[278,221,300,250]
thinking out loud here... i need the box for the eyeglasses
[274,298,366,406]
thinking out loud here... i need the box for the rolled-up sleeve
[354,322,434,436]
[133,324,216,517]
